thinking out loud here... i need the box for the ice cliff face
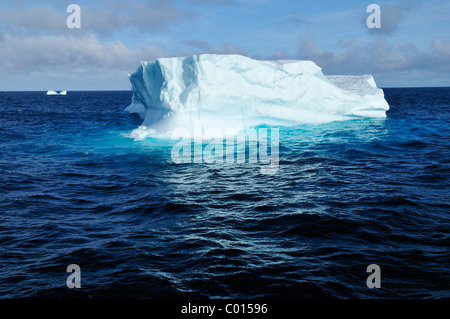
[125,54,389,138]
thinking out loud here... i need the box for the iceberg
[125,54,389,139]
[46,90,67,95]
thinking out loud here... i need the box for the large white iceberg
[125,54,389,139]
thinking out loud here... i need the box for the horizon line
[2,86,450,92]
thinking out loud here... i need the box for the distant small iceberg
[46,90,67,95]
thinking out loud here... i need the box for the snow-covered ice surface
[125,54,389,139]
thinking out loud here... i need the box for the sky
[0,0,449,90]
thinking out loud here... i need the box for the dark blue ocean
[0,88,449,299]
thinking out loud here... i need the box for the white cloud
[432,38,450,57]
[0,33,163,73]
[296,33,450,86]
[223,42,247,55]
[0,0,187,37]
[0,6,65,35]
[365,1,420,36]
[180,40,247,55]
[182,40,211,51]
